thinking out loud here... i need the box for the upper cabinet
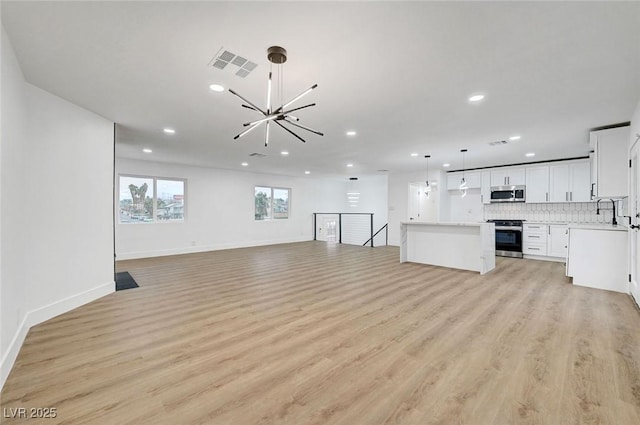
[446,171,481,190]
[481,171,491,204]
[549,160,591,202]
[590,126,630,199]
[525,166,550,203]
[490,167,525,186]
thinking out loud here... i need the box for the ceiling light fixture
[346,130,357,136]
[347,163,354,167]
[241,162,248,167]
[411,153,419,157]
[229,46,323,146]
[163,128,175,134]
[209,84,224,92]
[469,94,485,102]
[459,149,468,198]
[305,171,310,175]
[526,152,536,157]
[424,155,432,198]
[281,151,289,156]
[443,163,450,168]
[142,148,152,153]
[509,135,521,141]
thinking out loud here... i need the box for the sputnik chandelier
[228,46,323,146]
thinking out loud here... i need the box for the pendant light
[424,155,432,198]
[459,149,468,198]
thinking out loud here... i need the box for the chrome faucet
[596,199,617,226]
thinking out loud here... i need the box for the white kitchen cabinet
[490,167,525,186]
[566,225,628,293]
[447,171,480,190]
[523,223,547,255]
[548,224,568,258]
[590,126,630,199]
[549,160,590,202]
[525,166,549,203]
[481,171,491,204]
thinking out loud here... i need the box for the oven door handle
[494,226,522,231]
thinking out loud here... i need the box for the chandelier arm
[266,72,272,114]
[233,121,264,140]
[274,120,307,143]
[241,104,260,112]
[264,120,270,147]
[229,88,267,115]
[282,103,316,115]
[274,84,318,113]
[283,119,324,136]
[243,113,281,127]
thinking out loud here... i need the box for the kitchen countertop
[567,223,628,232]
[401,221,491,227]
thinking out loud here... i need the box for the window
[119,175,186,223]
[255,186,290,220]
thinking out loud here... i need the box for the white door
[630,141,640,305]
[408,183,421,220]
[317,215,338,243]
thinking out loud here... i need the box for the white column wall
[1,26,114,389]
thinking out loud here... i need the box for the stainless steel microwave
[490,185,525,203]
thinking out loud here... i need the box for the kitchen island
[400,221,496,274]
[566,223,628,293]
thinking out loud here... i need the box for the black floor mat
[115,271,139,291]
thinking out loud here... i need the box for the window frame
[255,185,291,221]
[118,174,187,224]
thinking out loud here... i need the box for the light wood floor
[2,241,640,425]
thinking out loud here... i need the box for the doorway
[630,139,640,305]
[317,215,339,243]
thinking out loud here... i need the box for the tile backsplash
[484,201,626,224]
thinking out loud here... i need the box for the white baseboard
[0,281,114,390]
[116,237,312,260]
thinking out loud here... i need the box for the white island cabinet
[400,222,495,275]
[566,224,628,293]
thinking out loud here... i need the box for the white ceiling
[2,1,639,178]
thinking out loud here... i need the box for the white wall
[1,26,28,383]
[1,27,114,389]
[388,170,443,246]
[338,174,389,246]
[116,158,347,259]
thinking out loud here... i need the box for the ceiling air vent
[249,153,267,158]
[209,48,258,78]
[488,140,509,146]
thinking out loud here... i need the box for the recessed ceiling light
[305,171,310,175]
[346,131,357,136]
[468,94,485,102]
[442,163,451,168]
[509,135,521,141]
[525,152,536,157]
[142,148,152,153]
[346,163,354,167]
[281,151,289,156]
[241,162,248,166]
[410,153,419,157]
[209,84,224,92]
[163,128,175,134]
